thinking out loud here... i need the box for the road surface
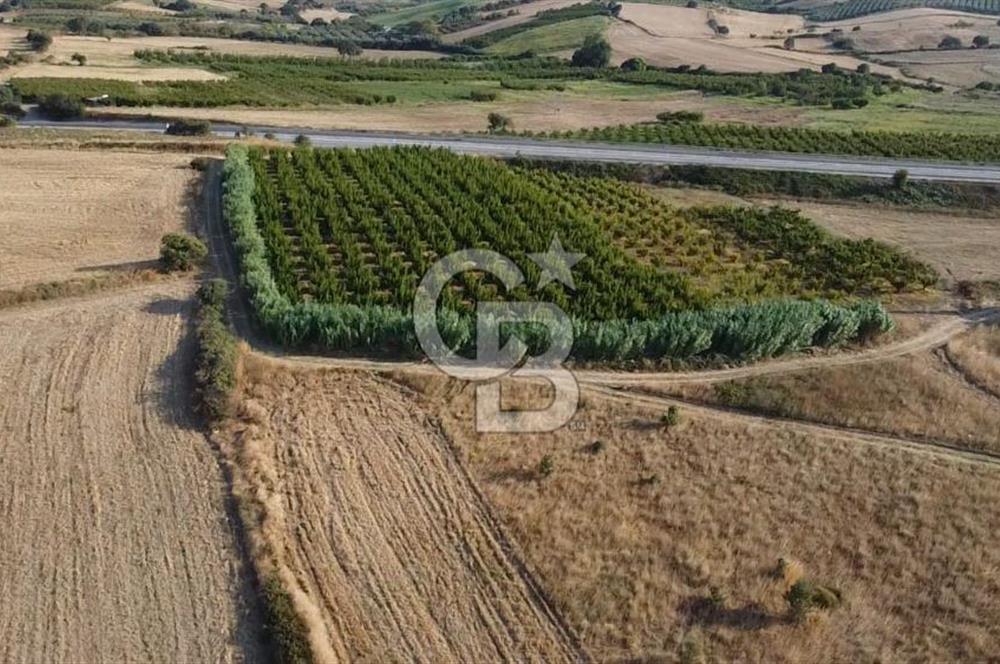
[20,116,1000,184]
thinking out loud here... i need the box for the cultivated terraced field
[0,283,264,664]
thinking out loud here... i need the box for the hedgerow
[193,279,238,422]
[223,145,900,363]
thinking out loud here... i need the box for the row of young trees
[224,145,898,362]
[542,121,1000,161]
[806,0,1000,21]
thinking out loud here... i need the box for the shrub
[487,111,512,133]
[337,40,363,56]
[588,439,605,454]
[0,115,14,128]
[194,279,238,422]
[785,579,842,620]
[537,455,554,478]
[783,36,795,49]
[469,90,498,102]
[661,405,680,427]
[831,97,853,110]
[939,35,962,49]
[656,110,703,123]
[262,576,314,664]
[71,53,87,66]
[973,34,990,48]
[571,35,611,68]
[159,233,207,271]
[893,168,909,190]
[856,63,870,74]
[293,134,311,147]
[26,29,52,53]
[165,119,212,136]
[620,57,647,72]
[1,101,25,119]
[37,94,84,120]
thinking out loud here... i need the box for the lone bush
[661,405,680,427]
[165,119,211,136]
[537,455,554,478]
[487,111,512,133]
[785,579,842,620]
[37,94,84,120]
[571,35,611,67]
[159,233,207,271]
[893,168,909,189]
[26,29,52,52]
[293,134,311,147]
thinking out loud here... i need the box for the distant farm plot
[875,48,1000,86]
[0,148,195,290]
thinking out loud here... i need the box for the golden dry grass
[947,324,1000,395]
[658,349,1000,453]
[299,7,354,22]
[822,7,1000,53]
[7,62,227,81]
[0,148,196,290]
[400,373,1000,663]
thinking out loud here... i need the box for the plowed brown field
[0,283,264,663]
[231,361,582,663]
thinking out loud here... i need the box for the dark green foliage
[26,29,53,52]
[160,232,208,271]
[656,110,703,123]
[165,119,212,136]
[509,158,1000,210]
[973,34,990,47]
[194,280,238,422]
[661,405,680,427]
[893,168,909,189]
[1,101,25,118]
[571,34,611,67]
[541,120,1000,161]
[36,93,84,120]
[785,579,842,619]
[620,57,646,71]
[488,111,512,132]
[537,455,555,478]
[469,89,498,101]
[939,34,963,48]
[223,146,901,363]
[262,576,314,664]
[0,115,14,128]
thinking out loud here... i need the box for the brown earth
[0,282,264,663]
[0,148,196,290]
[226,358,583,663]
[757,199,1000,283]
[403,373,1000,663]
[947,324,1000,396]
[822,7,1000,53]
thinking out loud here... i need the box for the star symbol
[528,236,585,290]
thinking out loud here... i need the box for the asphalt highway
[20,116,1000,183]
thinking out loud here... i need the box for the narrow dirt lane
[0,283,264,664]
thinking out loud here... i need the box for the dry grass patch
[410,373,1000,663]
[822,7,1000,53]
[947,324,1000,396]
[659,349,1000,453]
[0,148,197,290]
[7,62,227,81]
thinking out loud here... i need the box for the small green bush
[661,405,680,427]
[165,119,211,136]
[785,579,842,619]
[160,233,208,272]
[538,455,554,478]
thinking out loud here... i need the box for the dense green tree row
[537,120,1000,161]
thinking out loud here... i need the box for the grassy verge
[0,269,165,310]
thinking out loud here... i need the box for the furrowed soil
[0,148,196,291]
[0,283,264,664]
[406,374,1000,663]
[229,359,581,663]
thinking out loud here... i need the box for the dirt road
[0,283,264,663]
[234,364,584,663]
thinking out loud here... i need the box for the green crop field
[222,145,931,362]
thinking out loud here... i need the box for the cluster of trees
[543,120,1000,161]
[224,146,892,360]
[464,2,619,49]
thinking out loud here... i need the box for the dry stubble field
[225,359,582,663]
[0,283,264,664]
[0,148,196,291]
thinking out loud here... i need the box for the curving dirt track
[234,364,584,663]
[0,283,264,664]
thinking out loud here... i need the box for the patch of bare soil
[757,199,1000,283]
[227,359,581,663]
[0,283,264,663]
[412,374,1000,663]
[0,148,196,290]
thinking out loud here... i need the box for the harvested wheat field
[7,63,227,81]
[228,360,581,663]
[110,0,177,14]
[407,374,1000,662]
[762,200,1000,283]
[0,283,264,663]
[299,7,354,23]
[822,7,1000,53]
[876,47,1000,87]
[0,148,196,290]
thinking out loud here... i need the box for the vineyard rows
[222,146,924,362]
[538,121,1000,161]
[805,0,1000,21]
